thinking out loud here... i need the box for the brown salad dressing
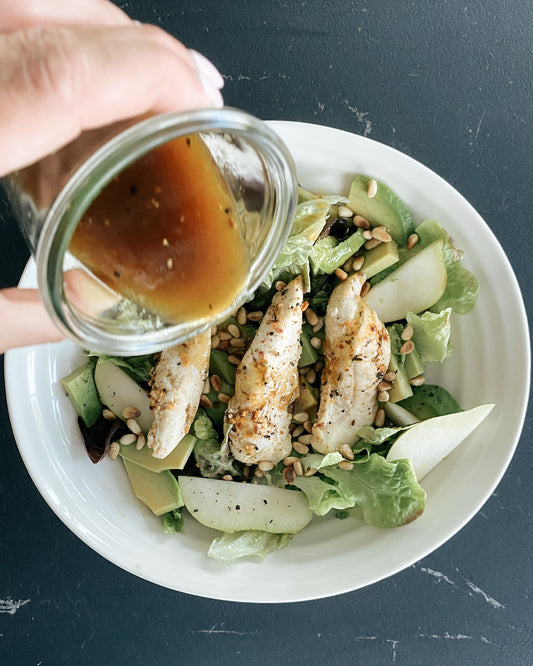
[68,134,249,324]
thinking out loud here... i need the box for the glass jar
[1,108,297,355]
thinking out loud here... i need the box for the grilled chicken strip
[225,276,304,465]
[147,330,211,458]
[311,272,390,454]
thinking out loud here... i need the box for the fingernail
[190,50,224,107]
[190,50,224,90]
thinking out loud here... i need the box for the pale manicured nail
[190,50,224,107]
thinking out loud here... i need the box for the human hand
[0,0,224,353]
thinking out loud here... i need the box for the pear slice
[94,360,153,433]
[365,240,447,322]
[386,404,494,480]
[179,476,313,534]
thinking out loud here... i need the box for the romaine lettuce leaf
[162,508,184,534]
[320,455,426,527]
[415,219,479,314]
[406,308,452,363]
[207,530,292,561]
[261,198,335,291]
[295,453,425,527]
[192,410,241,478]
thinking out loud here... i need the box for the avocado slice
[403,345,425,380]
[60,360,101,427]
[119,433,197,472]
[122,459,183,516]
[387,355,413,403]
[348,175,415,244]
[362,239,399,279]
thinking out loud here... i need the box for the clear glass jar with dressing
[1,108,297,355]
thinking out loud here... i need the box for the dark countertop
[1,1,531,664]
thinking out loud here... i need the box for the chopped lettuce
[207,530,292,561]
[309,229,365,275]
[294,453,426,527]
[192,410,241,478]
[414,219,479,314]
[162,508,184,534]
[261,198,335,291]
[406,308,452,363]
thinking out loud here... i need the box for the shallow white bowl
[5,122,530,603]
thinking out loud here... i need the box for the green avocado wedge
[122,459,183,516]
[348,175,415,244]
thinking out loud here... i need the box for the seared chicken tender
[147,330,211,458]
[225,276,304,465]
[311,273,390,454]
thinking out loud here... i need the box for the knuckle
[16,27,81,105]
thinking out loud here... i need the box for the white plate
[5,122,530,603]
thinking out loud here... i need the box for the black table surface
[1,1,531,664]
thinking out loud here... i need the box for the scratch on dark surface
[343,100,373,136]
[465,579,506,610]
[192,622,259,636]
[418,566,456,586]
[0,597,30,615]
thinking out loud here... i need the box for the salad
[61,174,493,562]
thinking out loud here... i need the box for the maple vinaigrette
[68,134,249,324]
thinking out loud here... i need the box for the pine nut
[400,340,415,355]
[342,257,354,272]
[292,441,309,455]
[258,460,274,471]
[284,456,299,466]
[378,380,392,391]
[305,308,319,326]
[136,433,146,450]
[293,460,304,476]
[353,215,370,230]
[292,424,305,437]
[298,434,313,445]
[352,256,365,271]
[312,320,324,334]
[361,281,371,297]
[409,375,426,386]
[109,442,120,459]
[374,408,386,427]
[372,226,392,242]
[293,411,309,423]
[122,406,140,419]
[334,268,348,281]
[119,433,137,446]
[384,371,397,382]
[367,179,378,198]
[303,420,313,433]
[237,307,247,325]
[211,334,220,349]
[283,466,295,485]
[275,280,286,291]
[362,229,373,240]
[127,418,142,435]
[304,467,318,476]
[230,337,246,348]
[407,233,419,250]
[200,395,213,409]
[218,392,231,403]
[338,460,354,471]
[401,324,414,341]
[210,374,222,392]
[254,468,264,478]
[364,238,382,250]
[247,311,263,322]
[222,474,233,481]
[102,409,116,421]
[337,205,354,218]
[339,443,354,460]
[310,336,322,350]
[227,355,241,365]
[306,368,317,384]
[378,390,390,402]
[226,323,239,338]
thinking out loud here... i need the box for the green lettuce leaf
[309,230,365,275]
[192,410,241,478]
[162,508,184,534]
[320,454,426,527]
[406,308,452,363]
[207,530,292,561]
[415,219,480,314]
[292,474,355,516]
